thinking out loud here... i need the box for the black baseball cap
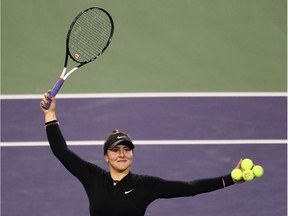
[104,130,134,154]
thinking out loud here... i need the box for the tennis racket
[43,7,114,109]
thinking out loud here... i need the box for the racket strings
[68,8,113,63]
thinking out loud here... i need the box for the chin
[115,164,130,172]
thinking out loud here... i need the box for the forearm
[46,123,68,158]
[189,174,234,195]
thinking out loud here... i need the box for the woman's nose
[119,149,125,157]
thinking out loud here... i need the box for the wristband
[45,120,59,127]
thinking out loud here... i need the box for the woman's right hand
[40,90,57,122]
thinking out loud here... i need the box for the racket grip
[42,78,64,110]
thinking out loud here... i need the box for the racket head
[66,7,114,65]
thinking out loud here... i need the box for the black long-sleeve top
[46,123,234,216]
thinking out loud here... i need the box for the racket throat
[63,67,79,79]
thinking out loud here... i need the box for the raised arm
[40,92,95,183]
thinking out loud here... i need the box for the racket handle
[42,78,64,110]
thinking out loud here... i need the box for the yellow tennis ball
[243,169,254,181]
[231,168,243,181]
[252,165,264,178]
[241,158,253,170]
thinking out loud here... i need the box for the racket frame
[43,7,114,109]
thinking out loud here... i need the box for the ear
[104,154,109,163]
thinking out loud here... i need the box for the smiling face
[104,144,133,176]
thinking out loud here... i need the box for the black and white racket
[43,7,114,109]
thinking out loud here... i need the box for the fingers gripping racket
[43,7,114,109]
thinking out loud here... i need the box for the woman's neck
[110,169,130,181]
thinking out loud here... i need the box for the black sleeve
[150,174,234,199]
[46,123,97,184]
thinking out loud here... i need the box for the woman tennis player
[40,91,243,216]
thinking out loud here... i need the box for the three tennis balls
[231,158,264,182]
